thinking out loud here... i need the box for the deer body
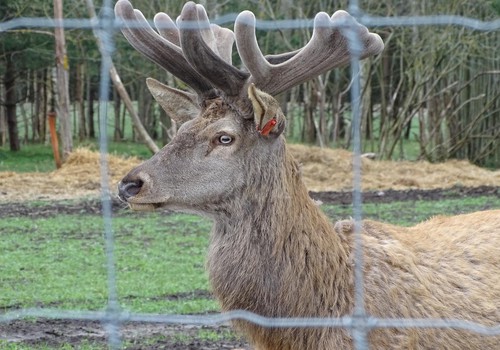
[204,136,500,349]
[115,1,500,348]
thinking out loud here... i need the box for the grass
[322,195,499,226]
[0,141,153,173]
[0,145,56,172]
[0,212,216,314]
[1,197,498,315]
[0,342,101,350]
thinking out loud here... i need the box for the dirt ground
[0,319,249,349]
[1,145,499,349]
[0,185,498,219]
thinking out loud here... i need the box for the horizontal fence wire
[2,14,500,31]
[1,309,500,335]
[1,1,500,349]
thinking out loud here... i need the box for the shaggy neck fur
[206,141,354,348]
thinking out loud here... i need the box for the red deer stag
[115,1,500,349]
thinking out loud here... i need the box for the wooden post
[48,112,62,169]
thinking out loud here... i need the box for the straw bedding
[1,145,498,202]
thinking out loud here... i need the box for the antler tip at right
[235,10,256,27]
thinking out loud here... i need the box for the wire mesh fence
[1,0,500,349]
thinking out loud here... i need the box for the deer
[115,1,500,349]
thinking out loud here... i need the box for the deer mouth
[125,194,172,212]
[128,202,164,212]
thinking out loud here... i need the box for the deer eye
[217,134,234,145]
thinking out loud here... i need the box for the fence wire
[1,0,500,349]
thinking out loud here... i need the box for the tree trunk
[20,102,29,143]
[87,73,95,139]
[40,69,49,142]
[76,62,87,141]
[84,0,159,154]
[302,82,316,144]
[113,87,123,141]
[0,78,6,146]
[32,71,41,142]
[4,55,20,151]
[54,0,73,158]
[316,74,329,147]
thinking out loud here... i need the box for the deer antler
[115,0,215,98]
[235,10,384,96]
[115,0,248,99]
[116,1,384,104]
[177,2,249,96]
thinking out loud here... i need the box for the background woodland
[1,0,499,166]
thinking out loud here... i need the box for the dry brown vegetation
[289,144,500,192]
[0,145,499,202]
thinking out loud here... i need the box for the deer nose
[118,179,143,201]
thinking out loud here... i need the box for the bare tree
[0,82,5,146]
[53,0,73,159]
[4,54,20,151]
[85,0,160,154]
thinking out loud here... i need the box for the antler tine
[178,2,249,97]
[195,4,219,55]
[212,25,235,65]
[192,6,236,65]
[153,10,235,70]
[234,11,269,87]
[153,12,180,46]
[235,10,384,96]
[115,0,214,97]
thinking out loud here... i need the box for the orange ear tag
[259,118,277,136]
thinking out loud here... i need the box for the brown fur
[204,140,500,349]
[120,97,500,349]
[115,2,499,346]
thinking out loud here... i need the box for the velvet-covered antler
[235,10,384,96]
[115,0,248,99]
[176,2,249,96]
[115,0,384,103]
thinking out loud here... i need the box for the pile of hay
[288,144,500,192]
[1,145,499,202]
[0,148,142,202]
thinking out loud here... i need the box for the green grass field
[0,212,216,314]
[1,197,498,316]
[0,142,153,173]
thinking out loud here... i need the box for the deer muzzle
[117,178,164,212]
[118,179,143,201]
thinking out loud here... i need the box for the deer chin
[127,196,171,212]
[128,202,161,212]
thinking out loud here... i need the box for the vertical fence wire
[94,0,121,347]
[346,20,369,350]
[1,2,500,350]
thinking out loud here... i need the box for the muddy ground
[0,185,498,219]
[1,319,250,349]
[1,186,499,349]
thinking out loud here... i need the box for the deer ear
[146,78,200,124]
[247,84,285,138]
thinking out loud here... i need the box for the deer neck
[208,142,353,317]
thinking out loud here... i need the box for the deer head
[116,0,384,214]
